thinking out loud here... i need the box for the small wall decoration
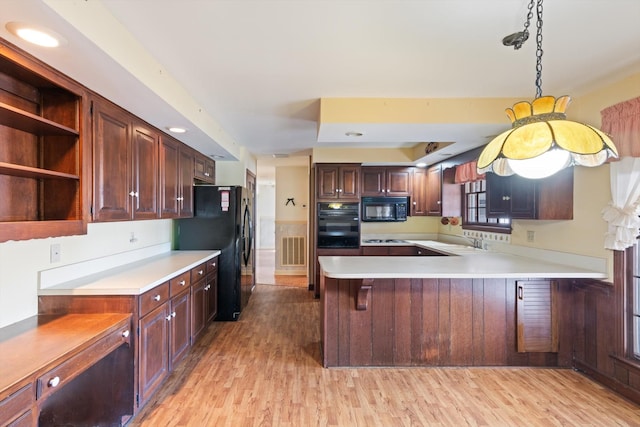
[286,198,295,206]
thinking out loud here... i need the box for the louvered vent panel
[281,236,306,267]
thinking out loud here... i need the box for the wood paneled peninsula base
[318,254,606,368]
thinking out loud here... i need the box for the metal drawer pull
[198,270,204,275]
[48,376,60,388]
[154,295,161,301]
[171,311,176,318]
[122,330,130,338]
[166,314,172,321]
[179,280,186,286]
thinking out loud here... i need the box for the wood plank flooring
[130,284,640,427]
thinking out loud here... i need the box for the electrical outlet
[50,243,61,263]
[527,230,535,242]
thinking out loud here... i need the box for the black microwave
[361,197,408,222]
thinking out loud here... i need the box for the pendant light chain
[535,0,544,99]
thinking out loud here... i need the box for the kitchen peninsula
[319,241,607,368]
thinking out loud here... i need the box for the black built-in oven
[317,202,360,248]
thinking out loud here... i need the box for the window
[462,179,510,232]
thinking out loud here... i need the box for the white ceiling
[2,0,640,166]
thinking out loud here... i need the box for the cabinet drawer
[140,282,170,317]
[190,263,206,283]
[0,384,34,426]
[6,409,34,427]
[206,257,218,274]
[36,319,131,401]
[170,271,191,296]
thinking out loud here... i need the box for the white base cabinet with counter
[37,250,219,416]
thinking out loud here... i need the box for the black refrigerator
[175,185,254,321]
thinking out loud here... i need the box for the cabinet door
[159,136,180,218]
[191,280,207,343]
[509,176,536,219]
[425,165,442,216]
[339,165,360,199]
[92,100,132,221]
[361,167,386,196]
[178,146,194,218]
[169,290,191,370]
[194,153,215,183]
[411,167,428,216]
[486,173,511,217]
[386,167,412,197]
[138,303,169,406]
[206,272,218,322]
[516,280,558,352]
[132,123,159,220]
[316,165,340,199]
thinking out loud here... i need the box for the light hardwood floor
[256,248,308,287]
[130,284,640,427]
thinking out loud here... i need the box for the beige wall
[275,166,309,221]
[215,146,257,186]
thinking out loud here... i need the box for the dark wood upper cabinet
[178,147,194,218]
[92,99,133,222]
[0,38,89,242]
[159,136,193,218]
[411,168,428,216]
[132,123,159,220]
[159,136,180,218]
[92,98,160,222]
[316,163,360,200]
[425,165,442,216]
[486,167,573,220]
[194,152,215,184]
[361,167,412,197]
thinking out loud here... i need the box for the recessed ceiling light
[168,127,187,134]
[345,131,363,137]
[6,22,66,47]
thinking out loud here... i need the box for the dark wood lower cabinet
[37,255,220,416]
[169,290,191,370]
[138,303,170,407]
[322,276,572,367]
[0,314,133,427]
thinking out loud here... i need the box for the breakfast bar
[318,245,607,368]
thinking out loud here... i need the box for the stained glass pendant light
[477,0,618,179]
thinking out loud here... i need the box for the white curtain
[601,97,640,250]
[602,157,640,250]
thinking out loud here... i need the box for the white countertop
[38,250,220,296]
[320,240,607,279]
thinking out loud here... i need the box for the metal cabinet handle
[48,376,60,388]
[198,270,204,275]
[171,311,176,318]
[204,172,210,177]
[154,295,161,301]
[518,286,524,300]
[122,330,130,338]
[179,280,186,286]
[166,314,172,321]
